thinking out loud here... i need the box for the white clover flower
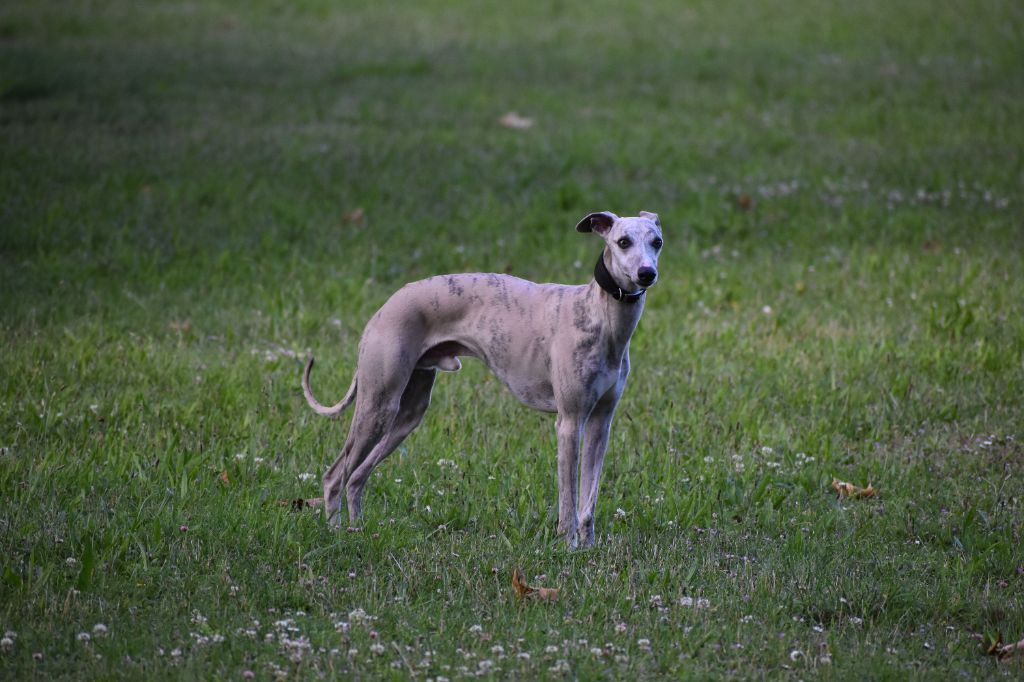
[614,508,627,520]
[298,472,315,482]
[490,645,504,656]
[0,637,13,652]
[348,608,376,626]
[615,622,627,634]
[469,624,483,634]
[544,645,559,654]
[92,624,108,637]
[590,647,604,656]
[678,596,710,608]
[549,659,570,673]
[370,643,385,655]
[235,453,247,461]
[517,652,531,660]
[636,638,652,652]
[66,557,77,567]
[76,632,91,642]
[789,649,803,661]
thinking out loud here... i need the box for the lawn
[1,0,1023,678]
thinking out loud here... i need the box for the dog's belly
[492,369,557,413]
[419,339,557,412]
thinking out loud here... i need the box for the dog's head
[576,211,663,293]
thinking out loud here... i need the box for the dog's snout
[637,267,657,286]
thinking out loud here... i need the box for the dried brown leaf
[499,112,534,130]
[218,470,230,486]
[831,478,877,499]
[342,207,366,224]
[277,497,324,511]
[987,632,1024,661]
[512,567,558,603]
[985,632,1004,656]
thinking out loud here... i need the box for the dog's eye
[616,238,632,249]
[652,238,663,250]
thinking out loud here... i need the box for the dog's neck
[586,276,645,357]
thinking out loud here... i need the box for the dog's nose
[637,267,657,286]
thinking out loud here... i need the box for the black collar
[594,251,645,304]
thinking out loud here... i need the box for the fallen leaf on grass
[831,478,876,499]
[986,632,1024,661]
[499,112,534,130]
[342,207,366,224]
[218,470,230,486]
[512,567,558,603]
[277,497,324,511]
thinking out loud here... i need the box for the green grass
[2,0,1023,678]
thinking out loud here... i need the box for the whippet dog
[302,210,663,548]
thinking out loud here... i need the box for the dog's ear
[575,211,618,234]
[639,210,660,226]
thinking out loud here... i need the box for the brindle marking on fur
[446,276,465,297]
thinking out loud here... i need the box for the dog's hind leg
[343,368,437,524]
[323,437,355,528]
[321,381,400,528]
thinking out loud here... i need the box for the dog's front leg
[555,413,584,548]
[577,403,616,548]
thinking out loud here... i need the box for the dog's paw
[325,509,344,531]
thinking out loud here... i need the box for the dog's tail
[302,357,357,417]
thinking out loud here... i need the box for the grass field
[2,0,1023,678]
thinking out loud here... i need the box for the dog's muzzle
[637,267,657,287]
